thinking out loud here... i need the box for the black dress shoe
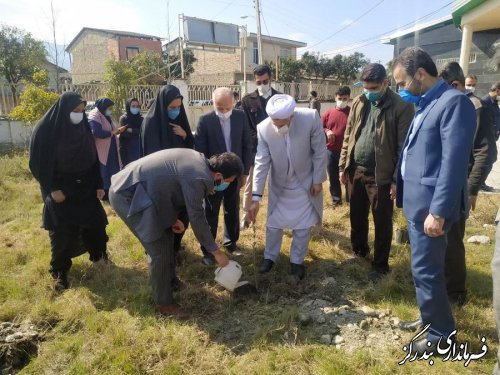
[171,276,185,292]
[409,336,456,357]
[201,253,215,266]
[52,273,69,292]
[259,259,274,274]
[398,318,422,332]
[225,244,243,256]
[353,247,369,258]
[448,292,467,307]
[290,263,305,280]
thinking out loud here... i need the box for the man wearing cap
[248,94,327,280]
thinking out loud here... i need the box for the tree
[10,70,59,126]
[301,52,322,80]
[0,25,47,102]
[130,51,167,85]
[166,49,197,79]
[335,52,369,84]
[386,59,394,85]
[104,59,137,115]
[278,59,303,82]
[318,56,337,81]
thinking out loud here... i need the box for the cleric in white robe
[248,94,327,280]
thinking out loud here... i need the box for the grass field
[0,151,499,374]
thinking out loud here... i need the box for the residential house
[164,32,306,85]
[66,27,163,84]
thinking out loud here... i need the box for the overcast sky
[1,0,454,68]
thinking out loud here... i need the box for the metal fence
[188,84,240,106]
[0,81,363,115]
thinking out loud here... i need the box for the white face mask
[273,124,289,135]
[216,109,232,120]
[336,100,348,109]
[465,86,475,93]
[70,112,84,124]
[258,83,271,97]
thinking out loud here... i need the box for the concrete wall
[0,100,340,152]
[0,119,30,150]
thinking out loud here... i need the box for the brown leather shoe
[156,304,190,319]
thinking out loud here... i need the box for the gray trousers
[265,226,312,264]
[491,211,500,374]
[109,189,175,305]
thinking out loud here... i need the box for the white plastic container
[214,260,243,291]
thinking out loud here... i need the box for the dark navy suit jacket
[396,80,477,224]
[194,109,253,175]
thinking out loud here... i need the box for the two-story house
[164,32,306,85]
[66,27,163,84]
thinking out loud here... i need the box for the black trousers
[48,225,108,277]
[445,216,467,296]
[349,168,393,272]
[327,150,349,204]
[173,209,189,253]
[201,179,240,256]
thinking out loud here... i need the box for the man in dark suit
[440,62,494,306]
[195,87,253,265]
[393,47,476,353]
[109,149,242,318]
[481,82,500,191]
[240,64,281,229]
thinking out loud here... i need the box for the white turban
[266,94,296,119]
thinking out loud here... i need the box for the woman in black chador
[29,92,109,291]
[141,85,194,269]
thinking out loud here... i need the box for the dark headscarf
[121,98,143,129]
[141,85,194,156]
[29,92,98,198]
[95,97,114,124]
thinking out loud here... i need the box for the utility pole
[179,13,185,79]
[242,24,247,93]
[255,0,263,64]
[166,0,171,80]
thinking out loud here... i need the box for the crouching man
[109,149,243,318]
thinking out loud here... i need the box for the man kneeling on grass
[109,149,243,319]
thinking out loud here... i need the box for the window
[435,52,477,70]
[253,42,259,64]
[126,47,140,60]
[280,48,292,59]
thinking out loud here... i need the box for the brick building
[164,33,306,85]
[66,27,163,84]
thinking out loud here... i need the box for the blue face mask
[130,107,140,115]
[105,109,113,117]
[364,89,383,102]
[398,75,422,105]
[214,180,230,192]
[168,108,181,120]
[398,89,421,105]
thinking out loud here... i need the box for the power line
[308,0,385,49]
[260,2,278,58]
[212,0,237,20]
[317,0,454,56]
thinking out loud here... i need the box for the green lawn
[0,151,498,374]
